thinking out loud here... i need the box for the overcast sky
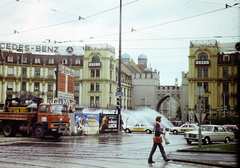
[0,0,239,85]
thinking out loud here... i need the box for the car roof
[223,125,237,127]
[202,125,224,127]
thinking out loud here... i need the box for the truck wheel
[34,125,45,139]
[3,124,16,137]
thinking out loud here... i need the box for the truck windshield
[50,105,68,115]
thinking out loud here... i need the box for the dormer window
[7,56,13,62]
[75,59,80,64]
[35,58,40,64]
[62,59,67,64]
[223,55,229,61]
[49,58,54,64]
[22,57,27,63]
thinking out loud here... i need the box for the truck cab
[34,103,69,138]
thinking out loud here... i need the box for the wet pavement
[0,133,238,168]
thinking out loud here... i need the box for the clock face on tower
[235,42,240,51]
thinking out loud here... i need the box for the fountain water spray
[82,107,174,129]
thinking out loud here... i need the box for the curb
[177,149,238,154]
[172,158,238,168]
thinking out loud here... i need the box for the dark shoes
[148,161,155,164]
[148,158,171,164]
[165,158,171,162]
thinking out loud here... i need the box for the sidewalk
[169,148,239,168]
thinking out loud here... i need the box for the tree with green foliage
[176,106,181,120]
[211,115,239,125]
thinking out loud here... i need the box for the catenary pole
[118,0,122,132]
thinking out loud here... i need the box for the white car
[123,122,153,134]
[184,125,235,145]
[170,123,198,134]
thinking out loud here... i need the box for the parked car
[172,121,183,126]
[170,123,198,134]
[184,125,235,145]
[223,125,239,139]
[123,122,153,134]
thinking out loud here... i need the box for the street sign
[116,92,123,97]
[194,86,205,96]
[195,113,206,124]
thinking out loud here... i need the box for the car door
[133,123,144,132]
[188,124,196,132]
[180,124,189,132]
[218,126,226,141]
[211,126,219,141]
[38,105,49,123]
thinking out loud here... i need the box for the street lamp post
[17,49,23,97]
[118,0,122,133]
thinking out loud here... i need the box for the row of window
[6,67,110,79]
[198,53,230,62]
[202,95,229,107]
[197,67,229,76]
[7,56,81,65]
[7,82,82,92]
[197,82,229,92]
[7,82,53,91]
[7,81,132,97]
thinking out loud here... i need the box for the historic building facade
[0,43,134,109]
[188,40,240,122]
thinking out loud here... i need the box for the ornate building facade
[0,43,135,109]
[188,40,240,122]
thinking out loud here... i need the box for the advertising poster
[74,113,99,135]
[99,114,118,133]
[57,63,75,111]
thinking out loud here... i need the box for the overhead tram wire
[16,0,140,33]
[136,7,234,31]
[64,5,239,43]
[77,35,240,43]
[0,1,15,8]
[0,0,139,39]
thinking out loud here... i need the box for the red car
[223,125,239,139]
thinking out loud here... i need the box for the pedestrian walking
[148,116,171,164]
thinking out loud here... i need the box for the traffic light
[116,98,121,109]
[220,106,223,112]
[196,96,205,112]
[224,105,227,111]
[230,105,234,110]
[117,98,120,105]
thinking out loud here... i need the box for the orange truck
[0,102,69,138]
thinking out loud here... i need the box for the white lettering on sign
[58,64,74,77]
[58,92,74,100]
[196,60,210,65]
[88,62,101,67]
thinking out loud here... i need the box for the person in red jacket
[148,116,171,164]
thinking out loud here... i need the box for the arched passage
[156,94,181,120]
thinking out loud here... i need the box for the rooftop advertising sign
[0,41,84,55]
